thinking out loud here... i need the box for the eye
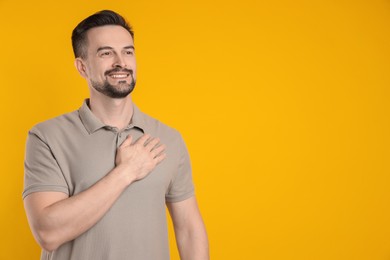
[125,50,134,55]
[99,51,113,57]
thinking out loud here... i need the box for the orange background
[1,1,390,259]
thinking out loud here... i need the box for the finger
[120,134,133,148]
[151,144,166,157]
[145,137,160,151]
[154,152,166,164]
[135,134,151,146]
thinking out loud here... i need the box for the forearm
[27,164,134,251]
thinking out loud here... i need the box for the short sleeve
[22,129,69,199]
[165,135,195,203]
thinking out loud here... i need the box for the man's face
[81,25,137,98]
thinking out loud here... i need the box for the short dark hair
[71,10,134,58]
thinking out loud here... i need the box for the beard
[91,69,136,99]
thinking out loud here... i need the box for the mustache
[104,68,133,76]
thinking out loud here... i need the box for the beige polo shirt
[23,99,194,260]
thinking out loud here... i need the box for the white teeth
[110,74,127,78]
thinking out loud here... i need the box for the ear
[74,58,88,78]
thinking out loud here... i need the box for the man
[23,10,209,260]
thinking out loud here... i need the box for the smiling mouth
[108,73,129,79]
[105,67,133,79]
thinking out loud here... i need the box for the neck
[89,93,134,131]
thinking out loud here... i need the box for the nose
[113,54,126,68]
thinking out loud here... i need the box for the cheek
[131,60,137,73]
[88,66,105,79]
[86,59,108,77]
[130,56,137,69]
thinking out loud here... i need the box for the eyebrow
[96,45,135,53]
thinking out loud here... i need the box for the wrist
[112,163,137,186]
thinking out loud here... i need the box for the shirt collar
[128,103,147,133]
[78,99,146,134]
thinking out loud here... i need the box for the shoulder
[29,110,81,140]
[136,107,182,140]
[136,109,188,155]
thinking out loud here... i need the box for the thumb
[120,134,133,148]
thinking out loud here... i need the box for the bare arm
[24,134,165,252]
[167,196,209,260]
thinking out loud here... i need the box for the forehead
[86,25,134,50]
